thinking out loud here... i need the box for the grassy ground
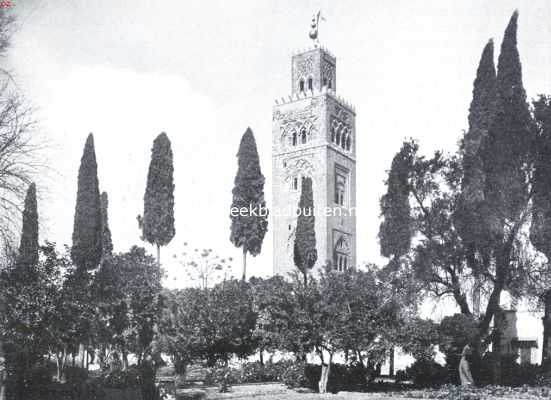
[201,383,551,400]
[207,384,397,399]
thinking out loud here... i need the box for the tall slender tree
[71,133,102,270]
[379,140,415,264]
[100,191,113,257]
[230,127,268,281]
[18,182,38,268]
[455,39,497,316]
[530,95,551,366]
[476,10,535,335]
[141,132,175,265]
[294,177,317,286]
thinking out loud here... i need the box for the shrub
[239,362,266,383]
[282,362,308,389]
[27,364,53,385]
[264,360,294,382]
[478,353,539,386]
[406,358,447,387]
[237,360,294,383]
[205,365,235,393]
[327,363,370,389]
[102,366,141,389]
[395,368,411,383]
[64,366,88,384]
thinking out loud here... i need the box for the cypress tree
[142,132,175,265]
[100,191,113,257]
[230,127,269,281]
[483,10,534,227]
[72,133,102,270]
[379,140,415,262]
[18,182,38,268]
[293,176,316,286]
[530,95,551,367]
[473,10,535,353]
[455,40,497,316]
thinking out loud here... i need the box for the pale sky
[6,0,551,296]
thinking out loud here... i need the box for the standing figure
[459,344,475,386]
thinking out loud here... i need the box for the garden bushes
[405,358,448,387]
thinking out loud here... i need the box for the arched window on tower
[334,235,351,272]
[341,130,347,150]
[346,136,351,151]
[331,124,336,143]
[299,79,305,92]
[323,77,327,87]
[335,127,341,147]
[292,131,297,146]
[292,176,299,191]
[307,77,313,91]
[328,79,333,89]
[300,129,307,144]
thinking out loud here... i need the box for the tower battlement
[274,86,356,113]
[292,45,336,59]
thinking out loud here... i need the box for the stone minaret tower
[272,45,357,278]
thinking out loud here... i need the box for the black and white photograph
[1,1,551,399]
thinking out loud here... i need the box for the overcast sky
[6,0,551,293]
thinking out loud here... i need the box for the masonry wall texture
[273,46,357,278]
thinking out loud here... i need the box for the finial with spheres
[309,11,325,47]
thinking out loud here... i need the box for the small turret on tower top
[291,47,336,95]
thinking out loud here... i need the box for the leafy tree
[158,287,207,374]
[250,276,302,362]
[250,274,313,361]
[0,243,69,383]
[100,191,113,257]
[201,280,257,365]
[141,132,175,265]
[530,95,551,366]
[159,280,257,371]
[395,318,440,362]
[294,177,317,285]
[92,247,163,367]
[71,133,102,271]
[230,127,268,281]
[378,13,536,358]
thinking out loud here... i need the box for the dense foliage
[158,279,257,372]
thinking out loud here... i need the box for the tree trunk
[242,247,247,281]
[303,271,308,287]
[542,290,551,369]
[156,244,161,266]
[319,353,332,394]
[389,346,395,377]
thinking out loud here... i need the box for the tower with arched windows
[272,46,357,277]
